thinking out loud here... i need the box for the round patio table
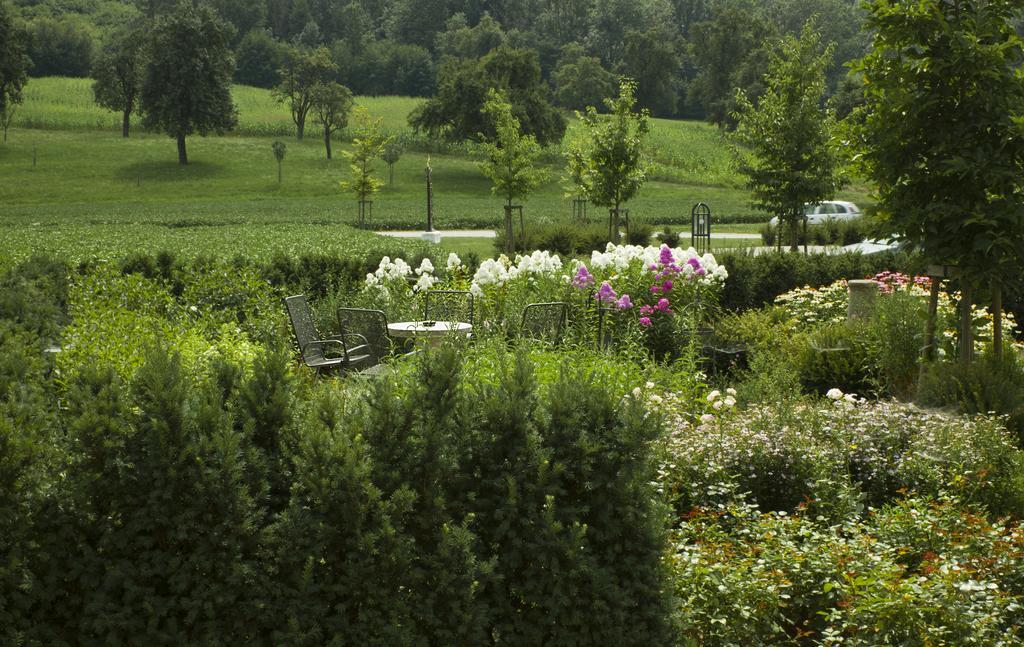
[387,321,473,347]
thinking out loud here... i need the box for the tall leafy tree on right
[852,0,1024,361]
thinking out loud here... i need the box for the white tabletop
[387,321,473,338]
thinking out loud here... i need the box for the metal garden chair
[284,295,376,374]
[520,302,569,343]
[424,289,475,325]
[336,307,393,364]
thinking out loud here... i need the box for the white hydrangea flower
[446,252,462,272]
[413,273,437,293]
[826,388,844,400]
[416,257,434,275]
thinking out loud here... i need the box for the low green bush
[918,350,1024,443]
[716,250,910,312]
[493,222,611,256]
[659,397,1024,518]
[796,322,874,396]
[670,493,1024,645]
[759,218,869,248]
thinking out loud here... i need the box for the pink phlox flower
[573,265,595,289]
[639,304,654,315]
[656,298,672,313]
[650,284,662,294]
[662,279,674,292]
[615,294,633,309]
[595,281,617,304]
[686,257,701,270]
[639,316,652,327]
[695,267,706,277]
[659,245,675,265]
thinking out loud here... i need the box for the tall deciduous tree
[732,21,841,252]
[552,43,616,111]
[92,28,143,138]
[272,45,336,141]
[854,0,1024,359]
[478,89,548,252]
[140,3,238,165]
[341,107,389,227]
[0,1,31,144]
[409,45,566,146]
[567,78,651,243]
[310,80,353,159]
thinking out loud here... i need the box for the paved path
[377,230,762,240]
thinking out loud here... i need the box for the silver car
[769,201,861,226]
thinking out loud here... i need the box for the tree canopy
[139,2,237,164]
[567,78,651,242]
[0,1,31,142]
[92,26,143,138]
[853,0,1024,356]
[478,89,548,251]
[408,45,566,146]
[272,45,336,141]
[732,21,841,252]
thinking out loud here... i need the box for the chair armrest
[301,338,347,358]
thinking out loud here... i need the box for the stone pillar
[847,280,878,320]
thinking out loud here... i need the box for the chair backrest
[424,289,474,324]
[284,295,324,364]
[337,307,390,363]
[521,302,568,343]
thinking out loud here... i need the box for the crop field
[2,78,872,264]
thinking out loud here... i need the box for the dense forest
[11,0,867,122]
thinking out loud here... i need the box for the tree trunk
[993,282,1003,357]
[789,217,799,252]
[296,118,305,141]
[959,282,973,365]
[122,109,131,138]
[519,206,525,249]
[504,200,514,253]
[177,134,188,165]
[324,127,332,160]
[611,202,621,243]
[389,162,394,185]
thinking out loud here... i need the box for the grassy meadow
[1,77,872,264]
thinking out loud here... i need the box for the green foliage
[732,20,842,252]
[26,15,94,77]
[796,321,873,395]
[309,80,353,159]
[234,27,287,89]
[493,221,611,256]
[91,26,142,137]
[918,349,1024,443]
[661,396,1024,519]
[567,78,651,242]
[853,0,1024,290]
[670,494,1024,645]
[139,2,238,164]
[760,217,868,247]
[0,0,31,141]
[409,45,566,146]
[714,249,907,312]
[271,45,336,141]
[341,107,388,225]
[478,89,547,206]
[552,43,616,111]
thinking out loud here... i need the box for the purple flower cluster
[593,280,633,310]
[573,265,595,289]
